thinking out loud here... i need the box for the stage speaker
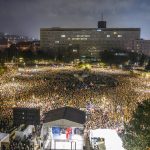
[13,107,40,126]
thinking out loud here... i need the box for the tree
[123,99,150,150]
[128,52,139,65]
[100,49,129,66]
[145,59,150,71]
[139,54,146,66]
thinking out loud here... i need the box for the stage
[44,131,84,150]
[41,107,86,150]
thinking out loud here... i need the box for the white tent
[0,133,9,149]
[89,129,125,150]
[15,125,34,140]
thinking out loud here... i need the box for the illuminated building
[0,38,9,50]
[40,21,141,60]
[132,39,150,56]
[16,41,40,51]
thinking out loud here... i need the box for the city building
[0,38,9,50]
[40,20,150,60]
[0,32,33,51]
[133,39,150,56]
[3,34,29,44]
[16,41,40,51]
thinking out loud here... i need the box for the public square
[0,65,150,131]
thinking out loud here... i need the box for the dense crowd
[0,66,150,135]
[10,136,34,150]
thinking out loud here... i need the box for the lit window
[61,35,66,37]
[55,41,59,44]
[97,29,101,32]
[118,35,122,37]
[85,35,90,37]
[76,35,90,38]
[107,35,110,38]
[73,49,77,52]
[72,38,82,40]
[81,38,87,40]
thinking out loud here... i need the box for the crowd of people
[0,65,150,137]
[10,136,34,150]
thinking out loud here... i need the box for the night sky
[0,0,150,39]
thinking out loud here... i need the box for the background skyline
[0,0,150,39]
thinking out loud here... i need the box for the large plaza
[0,65,150,127]
[0,65,150,149]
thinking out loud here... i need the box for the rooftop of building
[40,27,140,31]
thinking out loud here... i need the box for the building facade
[40,21,141,59]
[133,39,150,56]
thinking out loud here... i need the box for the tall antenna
[101,13,104,21]
[98,13,107,28]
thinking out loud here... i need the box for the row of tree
[0,45,80,63]
[0,46,150,69]
[100,49,149,66]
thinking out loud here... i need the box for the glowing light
[97,29,102,31]
[61,35,66,37]
[118,35,122,37]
